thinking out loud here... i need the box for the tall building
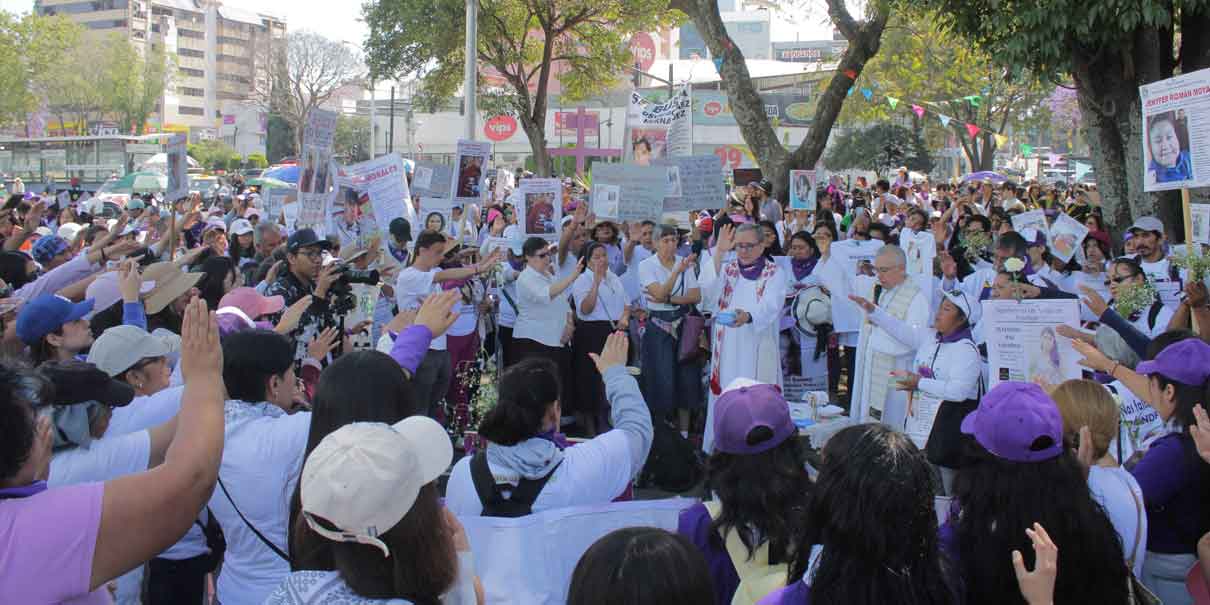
[34,0,285,145]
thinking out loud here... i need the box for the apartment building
[34,0,285,146]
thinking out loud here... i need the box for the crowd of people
[0,164,1208,605]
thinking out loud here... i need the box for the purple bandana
[791,256,818,281]
[738,255,768,280]
[937,325,973,344]
[536,429,571,450]
[508,256,525,271]
[0,480,47,500]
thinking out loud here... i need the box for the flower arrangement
[1170,248,1210,282]
[960,231,994,265]
[1113,279,1158,318]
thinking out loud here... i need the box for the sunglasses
[1108,274,1138,285]
[533,252,550,259]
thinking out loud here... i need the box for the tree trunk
[521,115,551,176]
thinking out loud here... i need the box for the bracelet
[1109,362,1119,378]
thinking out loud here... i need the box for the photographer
[264,228,342,362]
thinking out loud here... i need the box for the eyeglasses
[1108,274,1138,284]
[296,249,324,260]
[873,264,903,274]
[735,242,759,252]
[533,252,550,259]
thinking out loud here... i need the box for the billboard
[722,15,771,60]
[693,90,815,127]
[679,23,708,59]
[772,41,848,63]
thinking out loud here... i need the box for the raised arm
[89,298,224,590]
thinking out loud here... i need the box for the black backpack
[469,452,561,517]
[639,418,702,493]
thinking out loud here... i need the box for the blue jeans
[640,314,702,415]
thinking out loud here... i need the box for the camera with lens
[326,263,381,317]
[332,264,380,287]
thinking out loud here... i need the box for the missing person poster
[412,161,453,199]
[1010,209,1047,236]
[625,87,692,165]
[591,163,667,223]
[983,299,1081,388]
[1139,67,1210,191]
[326,153,414,252]
[591,184,621,220]
[1048,213,1090,264]
[515,178,562,239]
[654,155,725,212]
[419,197,454,236]
[789,169,817,210]
[452,140,492,205]
[1191,203,1210,245]
[263,187,294,225]
[298,108,338,225]
[166,134,188,202]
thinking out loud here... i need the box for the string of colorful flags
[839,68,1035,157]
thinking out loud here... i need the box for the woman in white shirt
[779,231,829,390]
[638,225,702,435]
[513,236,583,369]
[1050,379,1148,579]
[571,242,631,437]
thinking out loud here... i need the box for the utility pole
[464,0,478,140]
[369,80,376,158]
[389,86,396,154]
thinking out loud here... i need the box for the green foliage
[0,12,86,130]
[97,34,173,134]
[266,114,296,163]
[246,153,269,169]
[189,139,240,172]
[334,114,371,163]
[825,123,933,173]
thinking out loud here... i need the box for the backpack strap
[1147,301,1164,332]
[470,451,562,516]
[217,476,291,563]
[505,462,562,513]
[469,451,497,510]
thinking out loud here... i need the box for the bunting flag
[938,114,952,127]
[965,123,981,137]
[1046,152,1061,166]
[843,69,858,80]
[1020,143,1034,156]
[886,96,899,109]
[911,104,925,118]
[993,133,1008,147]
[861,88,873,100]
[965,95,982,107]
[712,57,724,73]
[847,86,854,97]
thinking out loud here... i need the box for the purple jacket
[678,502,741,605]
[1130,433,1207,554]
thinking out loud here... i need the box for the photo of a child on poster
[456,155,483,198]
[630,129,667,166]
[524,192,556,235]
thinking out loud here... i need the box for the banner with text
[327,153,414,253]
[166,134,188,201]
[1139,67,1210,191]
[591,163,667,223]
[297,108,338,225]
[983,299,1081,388]
[654,155,725,212]
[625,87,693,164]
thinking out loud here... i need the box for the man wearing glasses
[847,245,930,430]
[263,228,341,362]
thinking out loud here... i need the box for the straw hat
[141,262,203,314]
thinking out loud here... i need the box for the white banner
[297,108,338,226]
[1191,203,1210,245]
[1139,67,1210,191]
[263,188,294,226]
[625,87,692,164]
[165,134,188,201]
[983,299,1081,388]
[327,153,415,254]
[516,178,563,240]
[452,140,492,206]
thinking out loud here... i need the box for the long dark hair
[195,256,236,311]
[568,527,715,605]
[758,220,783,257]
[0,362,51,484]
[478,357,559,445]
[294,483,456,605]
[0,252,32,290]
[290,351,422,569]
[789,424,958,605]
[953,443,1130,605]
[706,430,810,563]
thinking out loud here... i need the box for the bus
[0,133,176,191]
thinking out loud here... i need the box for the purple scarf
[738,255,767,280]
[0,480,47,500]
[536,429,571,450]
[937,325,973,344]
[791,256,818,281]
[507,257,525,272]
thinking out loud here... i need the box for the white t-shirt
[621,245,654,305]
[496,263,522,328]
[639,254,697,312]
[106,386,184,437]
[209,401,311,605]
[1138,256,1184,308]
[514,266,570,348]
[572,271,628,322]
[395,266,448,350]
[446,283,480,338]
[49,431,151,487]
[1088,466,1147,578]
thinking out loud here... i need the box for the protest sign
[297,108,338,225]
[1191,203,1210,245]
[1048,213,1089,263]
[902,230,937,277]
[419,197,454,235]
[733,168,762,188]
[165,134,188,201]
[326,153,413,252]
[515,178,562,239]
[904,392,942,450]
[625,87,692,163]
[1010,209,1047,236]
[411,161,453,199]
[827,239,883,334]
[1138,67,1210,191]
[591,184,621,220]
[452,140,492,205]
[282,202,300,233]
[591,163,667,223]
[655,155,725,212]
[983,299,1081,388]
[263,187,294,225]
[789,170,817,210]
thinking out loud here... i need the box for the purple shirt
[1130,433,1206,553]
[677,502,741,605]
[0,482,111,604]
[389,324,434,375]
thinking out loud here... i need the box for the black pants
[146,554,211,605]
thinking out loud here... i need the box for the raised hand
[848,294,876,314]
[716,224,736,253]
[1011,523,1058,605]
[415,289,461,338]
[1070,338,1113,374]
[1190,404,1210,464]
[588,330,629,375]
[117,259,143,303]
[1078,285,1108,317]
[307,327,341,361]
[179,297,220,384]
[385,309,417,335]
[275,295,313,334]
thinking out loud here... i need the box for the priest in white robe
[700,223,787,451]
[848,245,930,430]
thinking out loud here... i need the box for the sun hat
[229,218,254,236]
[15,295,94,346]
[712,378,796,455]
[1134,338,1210,387]
[140,261,204,315]
[961,382,1063,463]
[38,360,136,408]
[219,287,285,320]
[300,416,452,557]
[58,222,84,243]
[84,271,155,320]
[86,325,173,377]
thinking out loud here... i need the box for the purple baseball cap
[712,379,796,455]
[960,382,1063,463]
[1135,338,1210,386]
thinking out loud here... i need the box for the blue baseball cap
[31,235,69,265]
[16,295,95,346]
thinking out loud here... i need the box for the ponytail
[478,358,560,445]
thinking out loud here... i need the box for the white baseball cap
[87,324,174,377]
[300,416,452,557]
[942,287,981,327]
[230,218,254,236]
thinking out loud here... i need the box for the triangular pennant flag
[993,133,1008,147]
[886,96,899,109]
[1046,152,1061,166]
[911,104,925,118]
[938,114,951,127]
[847,86,854,97]
[712,57,724,73]
[965,123,981,137]
[966,95,981,108]
[1020,143,1034,156]
[861,88,873,101]
[843,69,857,80]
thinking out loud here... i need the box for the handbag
[678,313,706,363]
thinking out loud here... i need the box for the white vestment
[850,277,930,430]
